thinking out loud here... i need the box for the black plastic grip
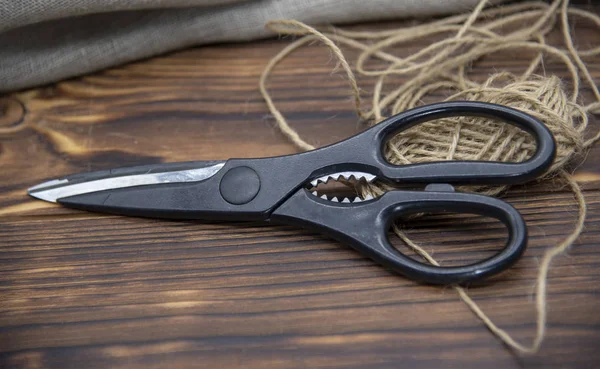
[333,101,556,185]
[271,189,527,285]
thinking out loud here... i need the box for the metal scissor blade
[28,161,226,203]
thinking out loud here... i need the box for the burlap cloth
[0,0,498,92]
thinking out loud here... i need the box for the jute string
[259,0,599,354]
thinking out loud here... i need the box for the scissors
[28,102,556,285]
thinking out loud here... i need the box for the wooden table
[1,15,598,369]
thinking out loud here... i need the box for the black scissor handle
[272,188,527,285]
[354,101,556,185]
[373,190,526,284]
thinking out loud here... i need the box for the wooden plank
[1,12,599,369]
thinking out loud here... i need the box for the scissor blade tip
[27,179,69,193]
[27,189,59,203]
[27,179,70,203]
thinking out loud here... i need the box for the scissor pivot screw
[219,166,261,205]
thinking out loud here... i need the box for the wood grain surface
[1,11,599,369]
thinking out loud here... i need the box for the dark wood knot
[0,97,26,130]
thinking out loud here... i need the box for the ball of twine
[260,0,599,355]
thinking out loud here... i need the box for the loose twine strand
[259,0,599,354]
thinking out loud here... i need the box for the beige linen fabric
[0,0,488,92]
